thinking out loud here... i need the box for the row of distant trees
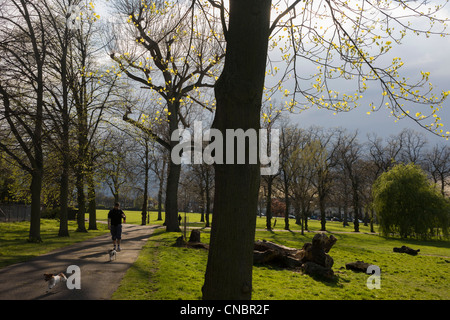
[259,122,450,234]
[0,0,123,239]
[2,112,449,236]
[0,0,222,240]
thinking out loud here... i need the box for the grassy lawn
[0,219,109,269]
[97,210,376,233]
[1,212,449,300]
[112,214,450,300]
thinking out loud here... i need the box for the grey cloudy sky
[291,30,450,146]
[274,2,450,147]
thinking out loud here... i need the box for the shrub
[372,163,449,239]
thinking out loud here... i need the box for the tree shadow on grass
[307,272,344,288]
[254,262,344,288]
[380,235,450,250]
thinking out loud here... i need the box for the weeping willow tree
[373,163,450,239]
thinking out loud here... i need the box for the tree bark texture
[165,101,181,232]
[266,182,272,230]
[87,163,97,230]
[202,0,272,300]
[29,169,43,242]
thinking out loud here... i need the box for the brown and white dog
[108,249,117,261]
[44,273,67,290]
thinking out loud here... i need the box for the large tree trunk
[202,0,272,300]
[58,41,70,237]
[319,193,326,231]
[87,162,97,230]
[76,170,87,233]
[141,187,148,225]
[157,184,163,221]
[58,78,70,236]
[284,179,290,230]
[165,161,181,231]
[265,182,272,230]
[29,169,43,242]
[75,132,87,233]
[141,142,149,226]
[370,207,375,233]
[343,205,349,227]
[30,28,45,242]
[58,161,70,237]
[165,102,181,232]
[157,157,166,221]
[352,184,360,232]
[205,169,211,228]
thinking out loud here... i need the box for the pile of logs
[176,230,422,285]
[176,231,338,280]
[253,233,337,280]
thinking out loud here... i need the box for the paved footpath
[0,224,160,300]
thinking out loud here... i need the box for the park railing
[0,204,31,222]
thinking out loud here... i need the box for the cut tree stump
[174,230,209,250]
[189,229,201,243]
[253,233,337,280]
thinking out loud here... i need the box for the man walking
[108,202,127,251]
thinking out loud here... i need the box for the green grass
[96,209,210,229]
[112,229,207,300]
[252,231,450,299]
[0,219,109,268]
[97,209,164,225]
[97,209,376,233]
[112,215,450,300]
[1,212,449,300]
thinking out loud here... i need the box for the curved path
[0,224,160,300]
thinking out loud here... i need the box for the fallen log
[253,249,280,264]
[253,233,337,280]
[345,261,372,273]
[254,240,299,256]
[393,245,420,256]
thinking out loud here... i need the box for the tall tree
[0,0,48,242]
[202,0,272,300]
[260,103,282,230]
[309,127,340,231]
[397,128,428,166]
[335,129,363,232]
[109,0,225,232]
[148,144,168,222]
[288,133,318,235]
[189,162,214,227]
[42,0,79,237]
[100,130,137,204]
[278,123,303,230]
[70,1,117,232]
[424,144,450,197]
